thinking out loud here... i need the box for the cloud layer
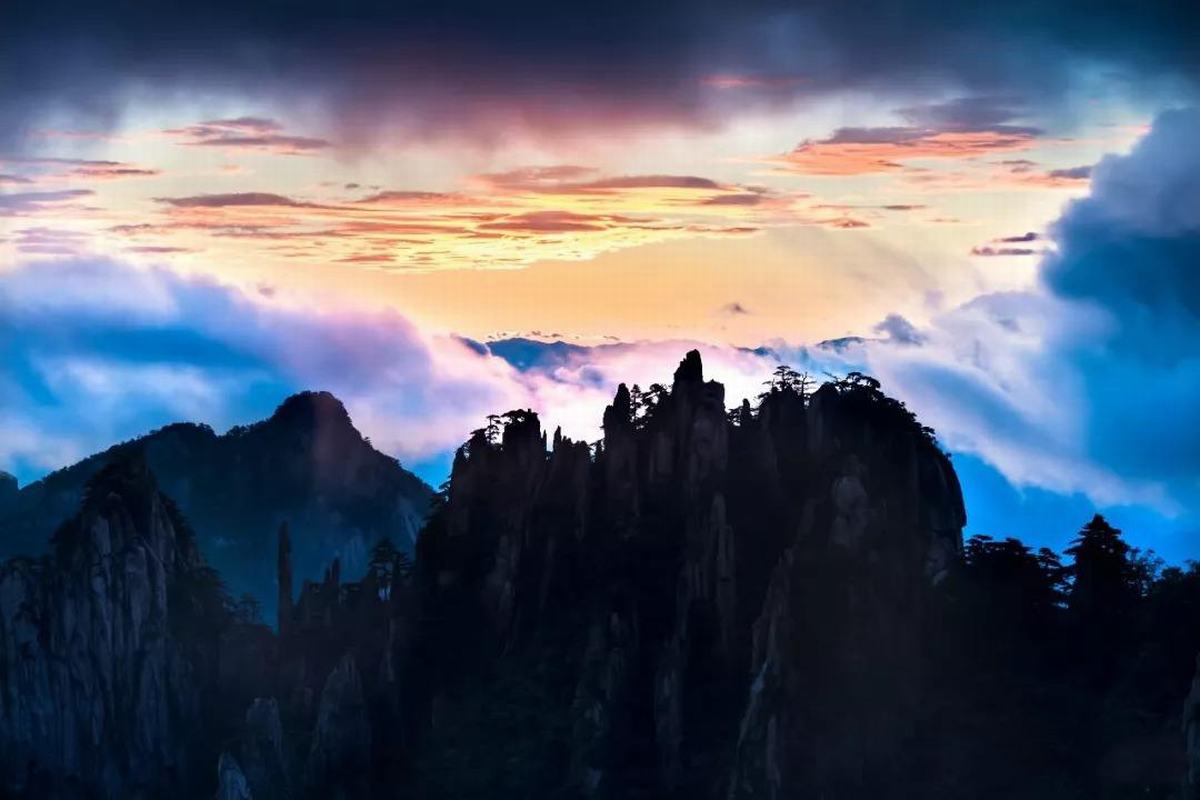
[0,258,776,484]
[853,108,1200,514]
[1,0,1197,148]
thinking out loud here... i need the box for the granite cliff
[0,459,224,797]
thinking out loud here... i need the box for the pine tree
[1065,514,1138,619]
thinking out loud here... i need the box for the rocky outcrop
[1184,654,1200,800]
[306,654,372,796]
[217,752,254,800]
[728,379,966,798]
[414,352,966,798]
[0,458,218,798]
[239,698,291,800]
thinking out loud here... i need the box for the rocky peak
[603,382,634,432]
[267,390,355,435]
[673,348,705,387]
[54,454,201,575]
[306,654,371,795]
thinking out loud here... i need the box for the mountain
[2,352,1196,799]
[406,350,967,797]
[0,392,432,617]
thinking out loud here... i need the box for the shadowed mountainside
[0,459,239,797]
[0,392,431,618]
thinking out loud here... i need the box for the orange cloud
[5,159,872,272]
[772,126,1041,175]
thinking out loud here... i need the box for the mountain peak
[673,348,704,385]
[267,391,354,432]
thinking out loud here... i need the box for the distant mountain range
[0,391,432,617]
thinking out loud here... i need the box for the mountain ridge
[1,352,1197,799]
[0,390,432,617]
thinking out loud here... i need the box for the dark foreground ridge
[1,351,1198,799]
[0,391,432,618]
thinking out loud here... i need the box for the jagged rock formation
[0,458,224,798]
[217,753,254,800]
[0,456,408,799]
[0,391,432,618]
[411,351,965,797]
[1184,655,1200,800]
[238,698,291,800]
[3,352,1196,799]
[307,654,372,795]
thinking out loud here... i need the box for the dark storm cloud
[0,0,1197,148]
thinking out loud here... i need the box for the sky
[1,0,1198,561]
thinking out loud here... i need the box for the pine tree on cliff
[1066,515,1138,619]
[1065,514,1139,680]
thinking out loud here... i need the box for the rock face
[0,391,432,619]
[307,655,372,795]
[0,455,408,799]
[238,698,290,800]
[217,752,254,800]
[727,380,965,798]
[1184,655,1200,800]
[0,458,220,798]
[413,352,966,797]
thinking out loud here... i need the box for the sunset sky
[2,1,1198,559]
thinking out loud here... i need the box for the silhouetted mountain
[406,352,966,798]
[0,392,432,617]
[1,353,1197,799]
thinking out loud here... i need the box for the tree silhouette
[759,365,815,400]
[1065,514,1138,617]
[1065,514,1142,681]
